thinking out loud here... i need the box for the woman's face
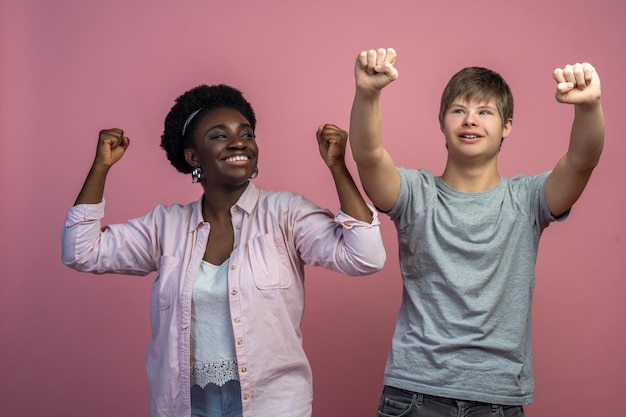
[184,107,258,189]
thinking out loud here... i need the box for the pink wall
[1,1,624,415]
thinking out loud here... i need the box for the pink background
[1,0,624,416]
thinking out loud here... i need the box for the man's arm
[349,48,401,213]
[545,62,604,217]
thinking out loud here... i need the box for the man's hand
[553,62,601,106]
[355,48,399,93]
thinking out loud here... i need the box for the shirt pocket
[152,255,181,310]
[247,233,291,290]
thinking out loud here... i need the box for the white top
[190,260,239,387]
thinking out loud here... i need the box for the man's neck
[440,160,501,193]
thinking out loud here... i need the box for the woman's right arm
[74,128,130,205]
[62,128,157,275]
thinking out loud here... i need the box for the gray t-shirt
[384,167,564,405]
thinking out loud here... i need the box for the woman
[61,84,385,417]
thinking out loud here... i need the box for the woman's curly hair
[160,84,257,173]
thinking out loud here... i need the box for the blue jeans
[377,386,525,417]
[190,380,243,417]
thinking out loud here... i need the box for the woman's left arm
[317,124,373,223]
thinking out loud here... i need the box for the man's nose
[463,112,478,126]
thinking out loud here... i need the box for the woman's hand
[73,128,130,205]
[94,128,130,169]
[317,124,348,169]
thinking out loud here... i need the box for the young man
[349,48,604,416]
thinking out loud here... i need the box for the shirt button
[231,290,238,296]
[232,206,238,212]
[233,317,241,323]
[241,367,247,373]
[243,393,250,400]
[235,225,241,230]
[237,338,244,346]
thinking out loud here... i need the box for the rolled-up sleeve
[332,205,386,275]
[61,200,157,275]
[292,198,386,276]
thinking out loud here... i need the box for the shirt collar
[234,181,260,215]
[188,182,260,232]
[189,197,205,232]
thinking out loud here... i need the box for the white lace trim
[191,359,239,388]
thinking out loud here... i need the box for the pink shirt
[62,182,385,417]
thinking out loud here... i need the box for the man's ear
[184,148,197,167]
[502,118,513,138]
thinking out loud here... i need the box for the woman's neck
[200,183,248,221]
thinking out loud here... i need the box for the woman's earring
[250,166,258,179]
[191,167,203,183]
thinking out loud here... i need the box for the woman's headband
[181,108,203,136]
